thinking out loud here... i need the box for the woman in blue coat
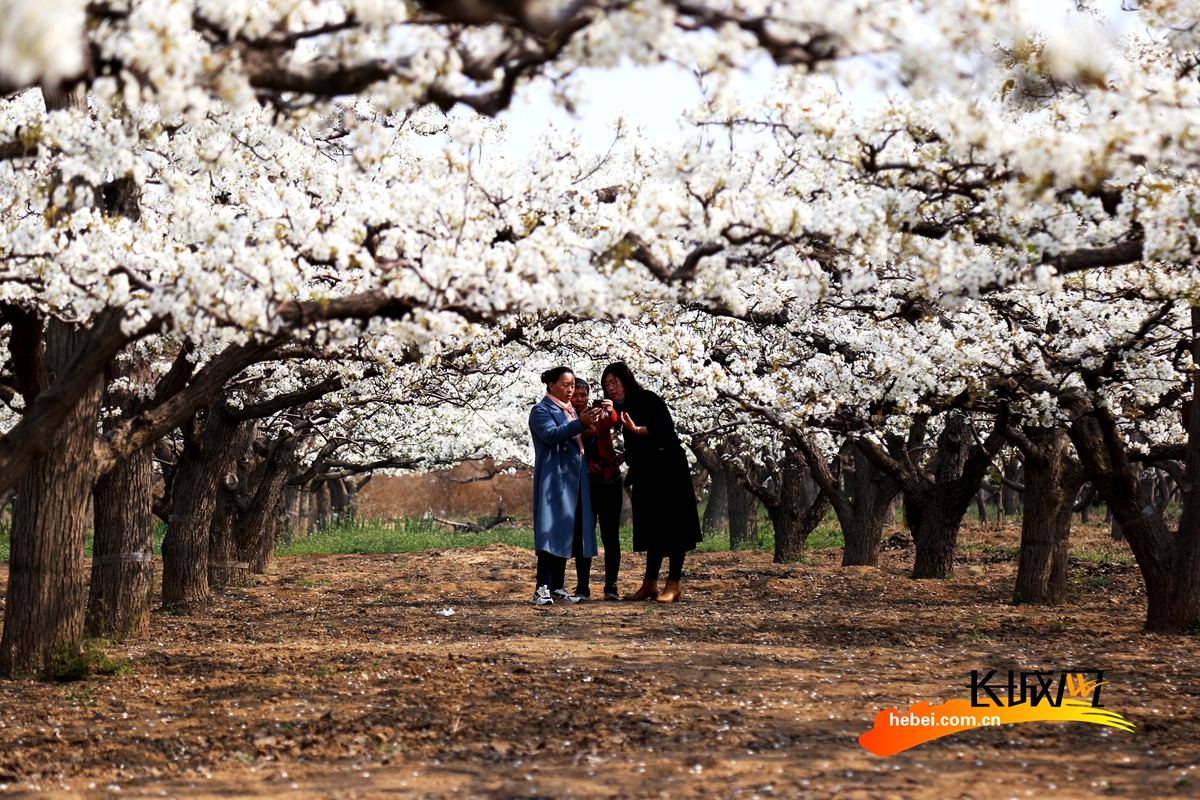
[528,366,600,606]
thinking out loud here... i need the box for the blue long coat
[529,397,597,558]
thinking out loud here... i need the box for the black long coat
[614,389,702,553]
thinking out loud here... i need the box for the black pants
[645,549,685,582]
[536,487,585,590]
[576,478,623,590]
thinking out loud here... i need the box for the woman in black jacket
[600,362,702,602]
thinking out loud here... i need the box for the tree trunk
[691,467,709,505]
[315,481,332,529]
[328,477,348,525]
[1002,458,1022,516]
[910,506,963,578]
[207,478,247,588]
[842,455,858,505]
[282,485,304,539]
[1013,428,1083,605]
[702,470,727,535]
[161,408,242,612]
[1068,399,1178,630]
[208,422,255,588]
[771,454,831,564]
[907,415,996,579]
[975,490,988,523]
[87,447,154,640]
[341,478,359,523]
[841,446,901,567]
[620,483,632,527]
[86,354,157,641]
[726,464,758,550]
[235,439,299,574]
[1163,307,1200,631]
[691,446,728,538]
[0,320,104,677]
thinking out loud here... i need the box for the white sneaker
[551,588,582,604]
[533,585,554,606]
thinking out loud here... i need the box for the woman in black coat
[601,362,702,602]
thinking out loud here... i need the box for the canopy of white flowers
[0,0,1197,471]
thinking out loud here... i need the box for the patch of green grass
[45,639,134,682]
[1070,548,1134,565]
[276,507,842,558]
[807,524,845,550]
[1084,575,1110,590]
[276,516,539,556]
[694,532,730,553]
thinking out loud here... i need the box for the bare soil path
[0,522,1197,799]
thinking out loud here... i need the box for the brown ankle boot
[624,578,659,601]
[656,579,681,603]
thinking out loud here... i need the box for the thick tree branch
[94,340,278,474]
[1043,234,1145,276]
[296,455,425,484]
[0,140,38,162]
[601,233,723,283]
[227,375,345,421]
[0,309,145,494]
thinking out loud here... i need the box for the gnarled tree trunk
[87,355,156,641]
[161,408,242,612]
[908,417,989,578]
[208,421,256,588]
[792,433,897,567]
[691,444,728,538]
[719,438,759,549]
[0,320,105,676]
[856,413,1006,580]
[236,437,300,574]
[702,468,728,537]
[87,447,155,640]
[1002,458,1022,516]
[328,477,348,525]
[314,481,332,529]
[769,452,831,563]
[840,446,901,567]
[1011,426,1084,605]
[726,472,758,549]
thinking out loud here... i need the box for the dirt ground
[0,521,1198,799]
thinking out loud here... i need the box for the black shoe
[572,586,591,601]
[603,584,620,601]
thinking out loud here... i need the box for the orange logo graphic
[858,671,1133,756]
